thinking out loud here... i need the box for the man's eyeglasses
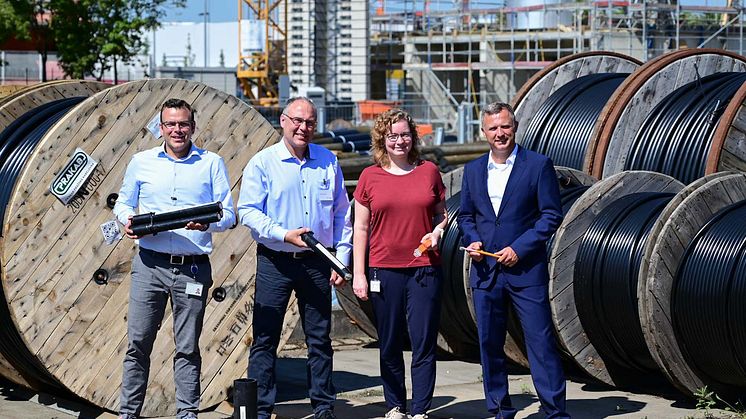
[283,113,317,129]
[385,132,413,142]
[161,120,193,130]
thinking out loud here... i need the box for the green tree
[0,1,31,45]
[49,0,185,82]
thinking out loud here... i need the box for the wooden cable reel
[548,171,684,386]
[0,80,109,390]
[590,49,746,180]
[0,79,299,416]
[512,51,641,172]
[640,172,746,396]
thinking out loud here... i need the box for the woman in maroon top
[352,108,447,419]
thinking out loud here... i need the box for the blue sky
[165,0,238,23]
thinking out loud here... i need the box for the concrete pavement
[0,339,733,419]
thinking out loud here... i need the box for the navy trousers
[472,275,569,419]
[369,266,442,415]
[248,250,335,419]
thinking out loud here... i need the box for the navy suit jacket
[457,145,563,289]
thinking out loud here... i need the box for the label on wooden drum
[50,148,98,205]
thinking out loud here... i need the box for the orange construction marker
[459,246,500,259]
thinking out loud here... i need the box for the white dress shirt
[487,145,518,217]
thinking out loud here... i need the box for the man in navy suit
[458,102,569,419]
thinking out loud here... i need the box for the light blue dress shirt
[113,143,236,255]
[237,140,352,265]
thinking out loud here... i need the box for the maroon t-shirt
[354,160,446,268]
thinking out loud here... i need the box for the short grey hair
[481,102,517,127]
[284,96,317,118]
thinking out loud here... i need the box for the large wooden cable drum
[0,80,110,390]
[590,49,746,181]
[0,79,300,416]
[512,52,641,171]
[640,172,746,396]
[548,171,684,386]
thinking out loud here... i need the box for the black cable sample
[673,200,746,390]
[626,72,746,184]
[300,231,352,280]
[522,73,629,170]
[0,97,85,390]
[574,192,674,372]
[130,202,223,236]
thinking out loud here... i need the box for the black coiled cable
[626,72,746,184]
[510,184,590,357]
[574,192,675,372]
[522,73,629,170]
[439,191,480,356]
[0,97,85,390]
[673,200,746,390]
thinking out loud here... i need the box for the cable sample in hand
[130,201,223,236]
[301,231,352,280]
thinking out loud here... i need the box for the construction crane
[237,0,287,106]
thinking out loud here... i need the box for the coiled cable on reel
[0,97,85,390]
[673,200,746,391]
[439,191,480,354]
[574,192,675,372]
[626,72,746,184]
[521,73,629,170]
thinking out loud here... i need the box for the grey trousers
[120,249,212,418]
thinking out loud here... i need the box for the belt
[139,247,210,265]
[257,244,315,260]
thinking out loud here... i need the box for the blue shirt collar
[276,138,315,162]
[155,142,204,161]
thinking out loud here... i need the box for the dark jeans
[248,251,335,419]
[370,266,443,415]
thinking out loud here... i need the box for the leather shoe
[315,410,336,419]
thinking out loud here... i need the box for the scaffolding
[369,1,746,134]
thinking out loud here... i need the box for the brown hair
[370,108,421,167]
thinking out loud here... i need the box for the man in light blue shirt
[113,98,236,419]
[237,97,351,419]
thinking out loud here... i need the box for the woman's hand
[353,273,369,301]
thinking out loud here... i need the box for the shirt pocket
[319,177,334,202]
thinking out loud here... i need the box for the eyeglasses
[385,132,413,142]
[161,120,193,130]
[283,113,317,129]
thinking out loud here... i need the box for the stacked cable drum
[640,172,746,398]
[0,79,300,416]
[0,80,109,391]
[512,52,641,171]
[548,171,684,385]
[591,49,746,181]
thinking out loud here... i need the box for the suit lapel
[496,145,526,220]
[475,154,497,220]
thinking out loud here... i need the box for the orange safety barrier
[357,100,401,122]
